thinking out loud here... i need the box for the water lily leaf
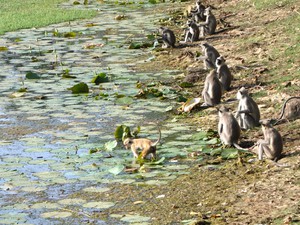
[26,71,40,79]
[68,82,89,94]
[191,131,208,140]
[91,72,109,84]
[0,46,8,51]
[146,157,165,165]
[41,211,72,218]
[64,31,77,38]
[104,140,118,151]
[120,214,151,223]
[206,138,219,145]
[58,198,87,205]
[108,164,125,175]
[180,97,201,112]
[115,96,133,105]
[82,187,110,193]
[115,125,132,140]
[221,148,239,159]
[179,82,193,88]
[83,201,115,209]
[62,69,76,78]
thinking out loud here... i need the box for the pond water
[0,1,210,224]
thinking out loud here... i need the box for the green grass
[0,0,97,34]
[251,0,298,9]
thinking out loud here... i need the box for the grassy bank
[0,0,97,34]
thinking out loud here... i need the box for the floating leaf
[206,138,219,145]
[62,69,76,78]
[191,131,208,140]
[68,82,89,94]
[104,140,118,151]
[115,125,132,140]
[180,97,201,112]
[26,71,40,79]
[41,211,72,218]
[221,148,239,159]
[91,72,109,84]
[108,164,125,175]
[83,201,115,209]
[64,31,77,38]
[0,46,8,51]
[120,214,151,223]
[115,96,133,105]
[179,82,193,88]
[147,157,165,165]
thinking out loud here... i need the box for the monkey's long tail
[274,96,300,125]
[151,126,161,146]
[233,143,250,151]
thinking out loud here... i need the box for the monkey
[182,20,200,43]
[201,70,222,106]
[190,0,206,22]
[275,97,300,124]
[255,119,283,161]
[158,27,176,48]
[235,87,260,130]
[215,56,233,91]
[123,127,161,159]
[198,42,220,70]
[217,106,247,150]
[198,7,217,37]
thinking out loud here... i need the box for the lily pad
[68,82,89,94]
[82,201,115,209]
[82,187,110,193]
[221,148,239,159]
[104,140,118,151]
[120,214,151,223]
[41,211,72,218]
[26,71,40,79]
[91,72,109,84]
[115,96,133,105]
[108,164,125,175]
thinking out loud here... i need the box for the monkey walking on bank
[123,127,161,160]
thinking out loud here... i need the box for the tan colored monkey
[123,127,161,159]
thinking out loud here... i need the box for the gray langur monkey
[200,42,220,69]
[216,56,233,91]
[198,7,217,36]
[275,96,300,124]
[123,127,161,159]
[183,20,200,43]
[256,119,283,161]
[158,27,176,48]
[201,70,222,106]
[190,0,206,22]
[217,106,247,150]
[235,87,260,130]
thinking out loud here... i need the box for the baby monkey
[123,127,161,159]
[255,120,283,161]
[182,20,200,43]
[158,27,176,48]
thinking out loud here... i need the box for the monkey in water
[255,119,283,161]
[235,87,260,130]
[218,106,247,150]
[201,70,222,106]
[215,56,232,91]
[182,20,200,43]
[123,127,161,159]
[275,96,300,124]
[199,43,220,70]
[190,0,206,22]
[199,7,217,37]
[158,27,176,48]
